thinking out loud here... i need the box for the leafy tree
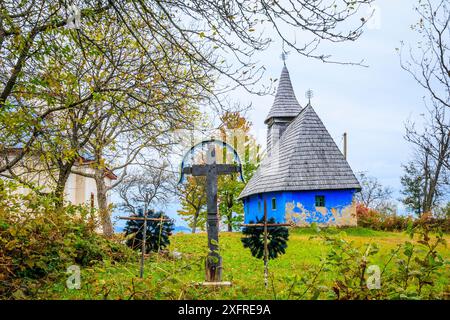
[1,0,374,174]
[218,175,245,232]
[123,209,174,253]
[177,176,207,233]
[218,111,260,231]
[400,157,448,217]
[401,161,427,216]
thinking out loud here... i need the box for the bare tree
[402,104,450,216]
[355,172,393,211]
[399,0,449,109]
[118,163,174,215]
[399,0,450,216]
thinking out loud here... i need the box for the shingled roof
[239,103,361,199]
[264,65,302,124]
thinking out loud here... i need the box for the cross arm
[183,164,240,177]
[118,216,171,221]
[215,164,240,175]
[183,165,208,176]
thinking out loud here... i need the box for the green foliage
[241,218,289,260]
[217,111,261,231]
[123,210,174,253]
[288,223,449,300]
[33,227,450,300]
[218,173,245,231]
[177,176,207,233]
[0,180,133,299]
[400,161,427,216]
[291,225,385,237]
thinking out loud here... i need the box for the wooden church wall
[243,189,357,227]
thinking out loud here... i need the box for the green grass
[42,227,450,300]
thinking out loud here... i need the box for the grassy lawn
[43,227,450,300]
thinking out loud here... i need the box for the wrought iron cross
[182,144,240,282]
[241,198,291,288]
[119,212,171,278]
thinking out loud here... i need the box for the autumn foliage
[356,203,450,232]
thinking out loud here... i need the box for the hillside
[43,228,450,300]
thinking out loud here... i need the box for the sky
[114,0,432,230]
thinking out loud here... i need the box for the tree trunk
[227,201,233,232]
[192,207,200,234]
[227,212,233,232]
[54,161,74,208]
[95,168,113,237]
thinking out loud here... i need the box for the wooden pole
[140,204,148,279]
[119,215,171,278]
[343,132,347,160]
[263,198,269,288]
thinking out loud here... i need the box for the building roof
[239,103,361,199]
[2,147,117,180]
[264,64,302,124]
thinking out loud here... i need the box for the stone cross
[182,144,240,282]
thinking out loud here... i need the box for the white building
[2,148,117,208]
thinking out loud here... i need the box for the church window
[315,195,325,207]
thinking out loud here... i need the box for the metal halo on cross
[178,138,245,184]
[178,139,244,284]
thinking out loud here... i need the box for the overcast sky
[114,0,432,229]
[235,0,428,212]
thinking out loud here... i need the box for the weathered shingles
[239,104,361,199]
[264,65,302,123]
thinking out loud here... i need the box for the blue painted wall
[242,189,357,225]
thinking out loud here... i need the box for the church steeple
[265,65,302,155]
[265,65,302,125]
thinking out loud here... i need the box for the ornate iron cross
[182,143,240,282]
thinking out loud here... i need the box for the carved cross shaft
[182,146,240,282]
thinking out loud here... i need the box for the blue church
[238,64,361,226]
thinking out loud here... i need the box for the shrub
[414,212,450,233]
[0,179,133,299]
[287,223,448,300]
[356,204,414,232]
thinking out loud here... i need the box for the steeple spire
[264,64,302,124]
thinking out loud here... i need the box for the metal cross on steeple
[305,89,314,104]
[280,42,289,65]
[280,52,288,65]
